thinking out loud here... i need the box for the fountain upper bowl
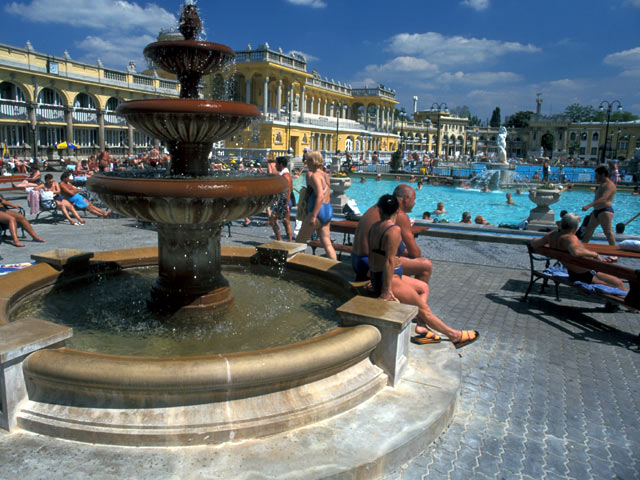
[144,40,234,76]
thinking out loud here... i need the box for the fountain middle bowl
[88,171,288,223]
[116,99,261,145]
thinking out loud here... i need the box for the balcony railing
[72,108,98,124]
[104,112,127,126]
[0,99,28,120]
[36,105,65,122]
[104,69,127,83]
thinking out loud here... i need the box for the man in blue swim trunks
[352,184,432,283]
[59,171,111,218]
[581,165,616,246]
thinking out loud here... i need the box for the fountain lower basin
[2,247,386,446]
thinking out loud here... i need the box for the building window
[38,126,65,146]
[73,127,97,147]
[618,141,628,151]
[579,147,585,155]
[0,124,28,146]
[590,147,598,155]
[592,132,599,142]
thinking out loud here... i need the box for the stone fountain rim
[116,99,261,117]
[88,172,288,198]
[2,247,380,399]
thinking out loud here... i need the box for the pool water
[335,178,639,235]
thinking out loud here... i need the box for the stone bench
[0,317,72,431]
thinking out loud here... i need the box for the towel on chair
[543,265,569,277]
[27,189,40,215]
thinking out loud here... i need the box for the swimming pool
[342,178,640,236]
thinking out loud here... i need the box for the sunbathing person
[0,194,46,246]
[531,212,627,292]
[12,166,42,189]
[368,194,479,348]
[59,171,111,217]
[352,184,432,283]
[36,174,86,226]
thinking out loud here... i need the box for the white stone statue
[497,126,508,164]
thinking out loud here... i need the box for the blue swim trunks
[352,254,370,281]
[69,193,89,209]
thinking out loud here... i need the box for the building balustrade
[72,108,98,124]
[104,69,127,83]
[0,100,28,120]
[133,75,153,87]
[36,105,65,122]
[104,112,127,126]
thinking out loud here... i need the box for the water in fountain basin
[11,264,344,356]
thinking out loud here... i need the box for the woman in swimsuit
[368,194,479,349]
[296,151,336,260]
[35,174,86,226]
[0,194,46,247]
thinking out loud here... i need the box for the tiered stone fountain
[0,4,460,477]
[88,3,285,314]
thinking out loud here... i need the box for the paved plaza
[0,190,639,479]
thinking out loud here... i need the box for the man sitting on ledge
[352,184,432,283]
[531,212,627,292]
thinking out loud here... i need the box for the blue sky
[2,0,640,120]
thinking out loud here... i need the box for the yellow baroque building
[0,41,180,162]
[200,43,400,159]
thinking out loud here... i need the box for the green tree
[489,107,501,127]
[390,149,403,172]
[450,105,471,118]
[564,103,598,122]
[505,110,533,128]
[469,115,483,126]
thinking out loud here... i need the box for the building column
[262,76,269,113]
[97,109,105,150]
[300,87,306,121]
[64,106,73,143]
[316,98,321,116]
[376,105,381,130]
[128,123,134,155]
[245,77,252,105]
[276,80,283,111]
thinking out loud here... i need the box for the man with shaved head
[352,184,432,283]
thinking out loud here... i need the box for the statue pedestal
[330,176,352,214]
[526,188,562,231]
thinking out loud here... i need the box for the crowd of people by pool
[1,148,637,348]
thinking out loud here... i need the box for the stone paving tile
[399,257,639,480]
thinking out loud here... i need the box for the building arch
[541,132,554,154]
[0,81,27,102]
[73,92,97,109]
[37,87,65,106]
[345,136,354,151]
[211,74,225,100]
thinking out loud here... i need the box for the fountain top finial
[179,1,202,41]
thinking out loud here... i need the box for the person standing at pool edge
[296,151,336,260]
[581,165,617,246]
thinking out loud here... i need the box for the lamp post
[335,103,340,155]
[430,102,448,159]
[598,100,622,164]
[399,108,406,155]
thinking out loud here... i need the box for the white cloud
[288,50,319,63]
[439,71,522,85]
[604,46,640,77]
[388,32,540,68]
[461,0,490,11]
[5,0,176,33]
[624,0,640,7]
[76,34,154,69]
[285,0,327,8]
[365,56,438,75]
[5,1,176,69]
